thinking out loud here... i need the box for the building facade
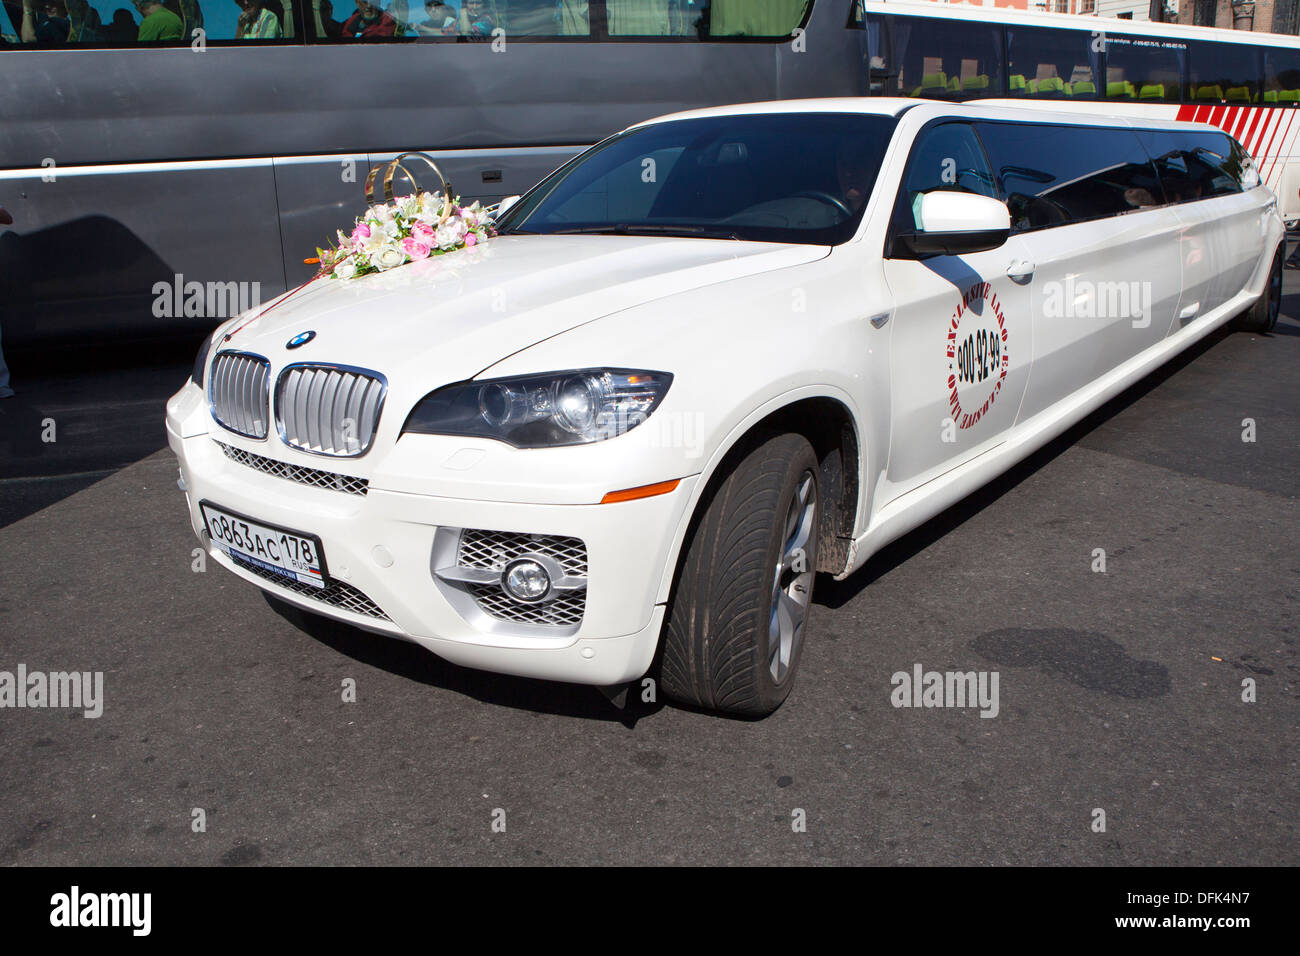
[1176,1,1300,33]
[902,0,1300,32]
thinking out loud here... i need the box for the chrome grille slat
[469,583,586,627]
[210,351,271,440]
[276,364,385,458]
[228,552,389,620]
[215,441,368,496]
[457,530,589,578]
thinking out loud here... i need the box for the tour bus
[852,1,1300,219]
[2,0,1298,347]
[167,99,1283,715]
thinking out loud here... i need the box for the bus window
[30,0,297,43]
[607,1,809,39]
[1006,25,1100,100]
[1188,40,1261,104]
[1264,47,1300,104]
[1103,34,1186,103]
[870,14,1003,100]
[2,0,116,43]
[314,0,592,40]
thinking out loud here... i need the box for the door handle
[1007,259,1035,284]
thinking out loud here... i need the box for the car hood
[216,234,829,386]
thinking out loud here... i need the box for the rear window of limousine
[894,119,1257,237]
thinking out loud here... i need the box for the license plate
[199,501,328,590]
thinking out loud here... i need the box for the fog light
[503,558,551,603]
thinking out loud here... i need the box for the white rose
[373,246,407,271]
[436,219,468,250]
[333,258,358,280]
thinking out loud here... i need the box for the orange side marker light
[601,479,680,504]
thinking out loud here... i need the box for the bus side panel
[0,163,286,348]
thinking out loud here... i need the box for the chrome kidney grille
[275,364,386,458]
[209,351,271,440]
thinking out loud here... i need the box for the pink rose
[464,233,477,247]
[401,237,431,260]
[350,222,371,251]
[411,221,436,243]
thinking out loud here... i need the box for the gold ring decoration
[364,152,454,208]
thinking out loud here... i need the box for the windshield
[498,112,898,246]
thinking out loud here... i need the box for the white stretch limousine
[166,99,1284,717]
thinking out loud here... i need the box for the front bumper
[167,386,693,687]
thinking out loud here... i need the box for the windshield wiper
[549,224,740,240]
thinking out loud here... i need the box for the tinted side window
[1188,40,1261,104]
[891,121,997,234]
[0,0,299,44]
[870,14,1004,100]
[1103,33,1187,103]
[311,0,592,41]
[1136,130,1246,201]
[1264,47,1300,104]
[1006,25,1100,99]
[608,0,809,39]
[976,122,1163,232]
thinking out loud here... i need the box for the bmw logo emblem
[286,330,316,349]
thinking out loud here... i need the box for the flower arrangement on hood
[309,192,497,280]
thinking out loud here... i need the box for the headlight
[402,368,673,447]
[191,332,214,390]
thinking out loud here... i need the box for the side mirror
[496,195,522,217]
[894,191,1011,258]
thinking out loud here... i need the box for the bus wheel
[1237,243,1283,334]
[660,432,820,718]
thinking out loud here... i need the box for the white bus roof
[859,0,1300,50]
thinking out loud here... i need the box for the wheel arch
[653,387,867,607]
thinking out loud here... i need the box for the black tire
[660,432,820,717]
[1236,242,1283,334]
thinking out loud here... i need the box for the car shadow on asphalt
[262,592,661,726]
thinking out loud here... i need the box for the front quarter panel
[480,243,894,599]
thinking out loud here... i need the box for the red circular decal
[946,282,1010,431]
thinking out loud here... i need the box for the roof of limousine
[632,97,1219,136]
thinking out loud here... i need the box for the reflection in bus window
[410,0,454,35]
[134,0,183,39]
[234,0,282,38]
[1264,48,1300,104]
[340,0,395,37]
[1006,26,1099,99]
[1188,40,1260,103]
[869,15,1004,100]
[310,0,592,40]
[608,0,808,39]
[54,0,296,42]
[22,0,71,43]
[1104,35,1185,103]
